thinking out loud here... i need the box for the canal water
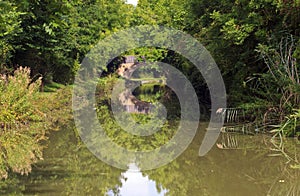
[1,123,299,195]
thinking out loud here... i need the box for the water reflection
[108,163,167,196]
[142,124,300,196]
[1,122,299,195]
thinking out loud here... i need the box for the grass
[43,82,65,92]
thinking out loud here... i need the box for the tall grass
[255,36,300,168]
[0,67,42,129]
[0,67,44,179]
[252,36,300,134]
[271,109,300,138]
[0,67,73,179]
[256,36,300,119]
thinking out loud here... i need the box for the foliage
[255,36,300,112]
[43,81,65,92]
[131,0,188,29]
[0,1,22,65]
[249,36,300,132]
[95,75,177,151]
[0,0,298,108]
[0,0,134,83]
[0,67,43,179]
[186,0,300,107]
[271,109,300,137]
[129,0,300,119]
[0,67,42,130]
[1,0,300,182]
[0,67,73,179]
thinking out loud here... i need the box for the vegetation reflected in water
[1,122,299,195]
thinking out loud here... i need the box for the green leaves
[0,67,44,179]
[0,1,23,64]
[0,67,41,126]
[43,22,59,36]
[132,0,188,29]
[220,19,255,45]
[0,68,74,178]
[0,0,135,83]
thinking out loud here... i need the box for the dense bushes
[0,67,42,128]
[0,0,299,179]
[0,0,134,84]
[0,67,43,178]
[0,1,22,65]
[0,67,72,179]
[256,36,299,115]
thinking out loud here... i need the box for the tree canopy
[0,0,299,109]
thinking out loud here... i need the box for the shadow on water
[1,122,299,195]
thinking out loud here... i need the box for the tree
[1,0,134,83]
[0,1,22,67]
[186,0,300,105]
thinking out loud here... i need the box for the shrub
[0,67,44,179]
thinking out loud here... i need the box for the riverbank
[0,68,73,179]
[1,68,298,181]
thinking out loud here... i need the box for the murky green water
[1,123,299,195]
